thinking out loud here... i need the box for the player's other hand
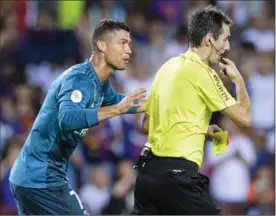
[117,88,147,114]
[207,124,222,141]
[218,58,242,83]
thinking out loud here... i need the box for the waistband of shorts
[149,153,199,173]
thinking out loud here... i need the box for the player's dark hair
[91,19,130,53]
[188,6,234,47]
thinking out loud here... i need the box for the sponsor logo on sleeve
[212,74,231,101]
[71,90,82,103]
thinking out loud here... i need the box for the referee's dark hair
[188,6,234,47]
[91,19,130,53]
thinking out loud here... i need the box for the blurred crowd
[0,0,275,215]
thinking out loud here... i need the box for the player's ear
[96,40,107,53]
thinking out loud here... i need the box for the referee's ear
[142,114,149,134]
[205,33,213,47]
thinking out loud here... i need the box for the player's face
[105,30,132,70]
[209,23,231,64]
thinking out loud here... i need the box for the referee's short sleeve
[197,67,237,112]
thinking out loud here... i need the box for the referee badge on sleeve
[71,90,83,103]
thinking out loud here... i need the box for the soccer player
[133,6,251,215]
[9,19,147,215]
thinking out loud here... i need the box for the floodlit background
[0,0,275,215]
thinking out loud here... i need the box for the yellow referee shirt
[146,50,237,167]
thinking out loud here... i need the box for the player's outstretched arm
[102,82,147,114]
[97,88,146,122]
[59,93,146,132]
[115,88,147,114]
[58,75,99,131]
[58,75,146,131]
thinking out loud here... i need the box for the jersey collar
[84,59,104,86]
[182,50,210,69]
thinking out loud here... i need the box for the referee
[133,6,251,215]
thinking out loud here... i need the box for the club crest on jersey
[71,90,82,103]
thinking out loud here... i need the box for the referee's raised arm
[219,58,251,128]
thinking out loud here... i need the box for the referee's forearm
[234,77,251,115]
[142,113,149,134]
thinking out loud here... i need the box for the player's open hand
[117,88,147,114]
[218,58,242,83]
[207,124,222,141]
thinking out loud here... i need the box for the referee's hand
[207,124,222,141]
[218,58,242,83]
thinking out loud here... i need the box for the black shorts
[133,155,222,215]
[10,182,88,215]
